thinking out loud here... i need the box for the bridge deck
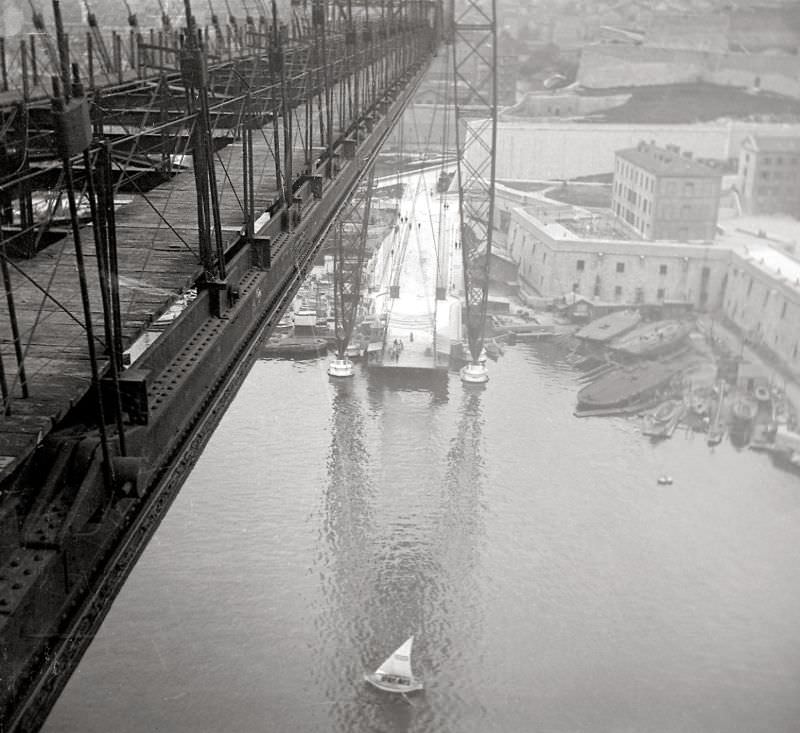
[0,137,293,480]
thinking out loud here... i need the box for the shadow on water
[364,363,450,406]
[314,370,493,731]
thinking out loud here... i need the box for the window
[576,259,585,271]
[747,278,753,296]
[616,262,625,273]
[614,285,622,300]
[782,302,787,319]
[763,157,772,165]
[684,182,695,196]
[659,264,668,275]
[657,288,665,300]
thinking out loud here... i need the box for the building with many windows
[506,205,728,310]
[738,134,800,217]
[502,195,800,376]
[719,233,800,376]
[612,141,723,242]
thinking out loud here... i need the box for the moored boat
[642,399,685,437]
[576,360,680,412]
[261,335,328,358]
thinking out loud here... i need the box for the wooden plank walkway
[0,133,291,478]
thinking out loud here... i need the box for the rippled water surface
[45,344,800,732]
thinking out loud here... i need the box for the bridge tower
[328,163,376,377]
[450,0,497,384]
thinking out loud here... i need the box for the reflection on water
[44,346,800,733]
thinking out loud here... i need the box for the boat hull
[364,673,424,694]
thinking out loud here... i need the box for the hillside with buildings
[480,1,800,386]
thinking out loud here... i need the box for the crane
[82,0,115,76]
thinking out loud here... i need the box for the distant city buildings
[612,141,722,242]
[738,135,800,217]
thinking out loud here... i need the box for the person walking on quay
[409,331,414,343]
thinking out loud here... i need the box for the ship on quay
[574,309,642,345]
[607,319,693,359]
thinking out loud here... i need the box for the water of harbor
[44,342,800,733]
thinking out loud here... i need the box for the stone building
[738,135,800,217]
[506,205,728,309]
[612,141,722,242]
[720,242,800,375]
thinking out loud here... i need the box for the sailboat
[364,636,424,694]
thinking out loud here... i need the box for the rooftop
[557,213,638,240]
[617,141,722,178]
[743,135,800,153]
[716,220,800,290]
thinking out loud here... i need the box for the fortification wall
[577,46,800,97]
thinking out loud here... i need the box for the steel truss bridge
[0,0,496,728]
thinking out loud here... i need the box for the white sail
[375,636,414,679]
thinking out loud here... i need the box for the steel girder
[331,161,375,358]
[451,0,496,364]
